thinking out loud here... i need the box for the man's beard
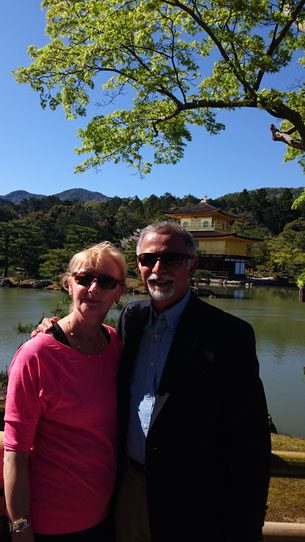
[146,273,176,301]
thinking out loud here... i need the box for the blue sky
[1,1,304,201]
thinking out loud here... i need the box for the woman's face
[68,257,125,321]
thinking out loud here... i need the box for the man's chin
[147,283,175,301]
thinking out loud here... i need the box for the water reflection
[203,285,305,438]
[1,285,305,438]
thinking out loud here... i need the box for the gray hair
[136,221,197,257]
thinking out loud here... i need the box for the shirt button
[150,362,154,367]
[147,393,151,398]
[154,334,158,339]
[143,424,148,429]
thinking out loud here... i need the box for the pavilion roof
[190,230,262,242]
[166,200,242,218]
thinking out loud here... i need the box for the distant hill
[0,197,12,206]
[211,186,304,206]
[0,190,46,204]
[0,188,111,204]
[53,188,111,203]
[0,186,303,207]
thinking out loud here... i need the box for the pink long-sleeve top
[4,326,122,535]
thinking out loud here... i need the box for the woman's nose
[88,278,100,292]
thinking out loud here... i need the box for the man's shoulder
[120,298,150,322]
[124,298,150,312]
[125,299,150,309]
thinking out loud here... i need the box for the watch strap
[9,517,31,533]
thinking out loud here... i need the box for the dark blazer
[117,292,270,542]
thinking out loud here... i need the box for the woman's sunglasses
[138,252,192,268]
[72,272,124,290]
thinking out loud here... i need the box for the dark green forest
[0,187,304,285]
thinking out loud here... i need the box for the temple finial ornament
[200,194,207,203]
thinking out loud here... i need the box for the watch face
[9,518,31,533]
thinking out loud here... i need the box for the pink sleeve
[4,345,45,452]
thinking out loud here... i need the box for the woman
[3,242,127,542]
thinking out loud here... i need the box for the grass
[271,433,305,453]
[266,434,305,523]
[266,478,305,523]
[16,321,36,333]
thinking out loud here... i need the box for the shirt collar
[149,288,191,330]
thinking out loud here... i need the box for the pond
[0,285,304,438]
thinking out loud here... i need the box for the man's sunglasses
[138,252,193,268]
[72,272,124,290]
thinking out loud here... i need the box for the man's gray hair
[136,221,197,257]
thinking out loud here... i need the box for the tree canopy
[14,0,305,173]
[0,188,304,283]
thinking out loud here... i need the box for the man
[115,221,270,542]
[31,221,270,542]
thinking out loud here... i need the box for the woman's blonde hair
[61,241,128,290]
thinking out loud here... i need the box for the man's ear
[188,257,198,279]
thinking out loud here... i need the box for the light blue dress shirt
[126,289,191,464]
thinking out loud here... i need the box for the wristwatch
[9,517,31,533]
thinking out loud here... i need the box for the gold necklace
[67,320,106,353]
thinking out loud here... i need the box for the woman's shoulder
[11,333,58,364]
[8,334,56,381]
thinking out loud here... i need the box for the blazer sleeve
[220,319,270,541]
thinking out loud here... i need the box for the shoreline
[0,275,298,292]
[0,276,147,293]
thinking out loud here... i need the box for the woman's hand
[31,317,60,338]
[12,524,34,542]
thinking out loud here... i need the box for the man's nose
[151,257,165,273]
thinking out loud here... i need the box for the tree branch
[270,123,305,150]
[165,0,255,97]
[254,0,305,91]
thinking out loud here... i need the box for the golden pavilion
[166,196,261,278]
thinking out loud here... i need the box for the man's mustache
[147,273,175,284]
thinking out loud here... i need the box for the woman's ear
[67,278,73,297]
[116,285,125,303]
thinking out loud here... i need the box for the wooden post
[263,521,305,540]
[299,287,305,302]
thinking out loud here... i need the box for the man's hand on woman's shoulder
[31,317,60,338]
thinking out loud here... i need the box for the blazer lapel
[149,294,209,430]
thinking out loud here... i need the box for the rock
[192,287,216,298]
[0,278,17,288]
[31,280,53,289]
[19,281,34,288]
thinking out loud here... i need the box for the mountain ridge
[0,186,304,206]
[0,188,111,204]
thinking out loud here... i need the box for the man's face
[137,230,197,313]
